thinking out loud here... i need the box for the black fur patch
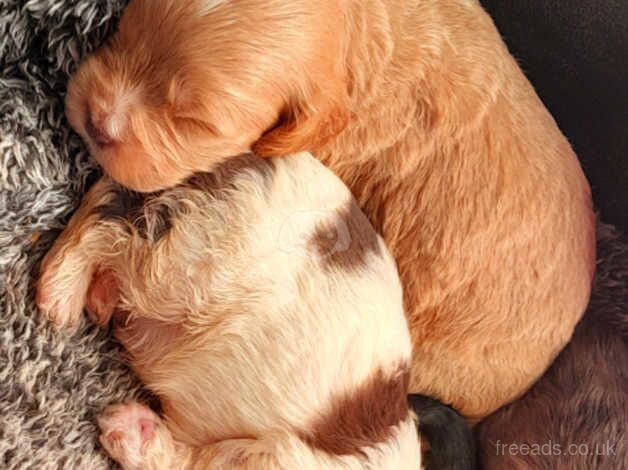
[94,187,146,222]
[409,394,477,470]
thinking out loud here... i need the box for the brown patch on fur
[299,364,410,456]
[309,199,382,272]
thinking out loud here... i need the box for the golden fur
[63,0,595,419]
[37,153,421,469]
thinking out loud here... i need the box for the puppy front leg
[36,177,130,330]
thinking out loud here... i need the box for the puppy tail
[409,394,477,470]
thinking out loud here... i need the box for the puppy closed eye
[167,77,221,137]
[174,115,220,138]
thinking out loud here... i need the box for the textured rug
[0,1,140,469]
[0,1,626,470]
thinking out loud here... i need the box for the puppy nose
[85,109,113,147]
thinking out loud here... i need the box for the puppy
[37,153,422,469]
[63,0,596,420]
[476,224,628,469]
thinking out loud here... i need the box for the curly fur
[1,0,620,468]
[36,153,421,469]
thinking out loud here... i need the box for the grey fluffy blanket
[0,1,626,469]
[1,1,141,468]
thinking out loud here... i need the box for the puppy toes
[98,402,158,468]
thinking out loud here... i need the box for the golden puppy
[63,0,595,420]
[37,153,422,469]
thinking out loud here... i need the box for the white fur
[38,152,420,469]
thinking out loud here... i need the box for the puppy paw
[86,270,120,326]
[36,247,93,330]
[98,402,159,468]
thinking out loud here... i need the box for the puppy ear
[253,85,349,157]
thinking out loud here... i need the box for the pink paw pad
[98,402,158,464]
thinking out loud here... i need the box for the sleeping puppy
[61,0,596,421]
[36,153,422,469]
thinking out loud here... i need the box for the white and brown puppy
[36,153,422,469]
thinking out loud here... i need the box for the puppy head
[66,0,349,192]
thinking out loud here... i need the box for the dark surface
[481,0,628,232]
